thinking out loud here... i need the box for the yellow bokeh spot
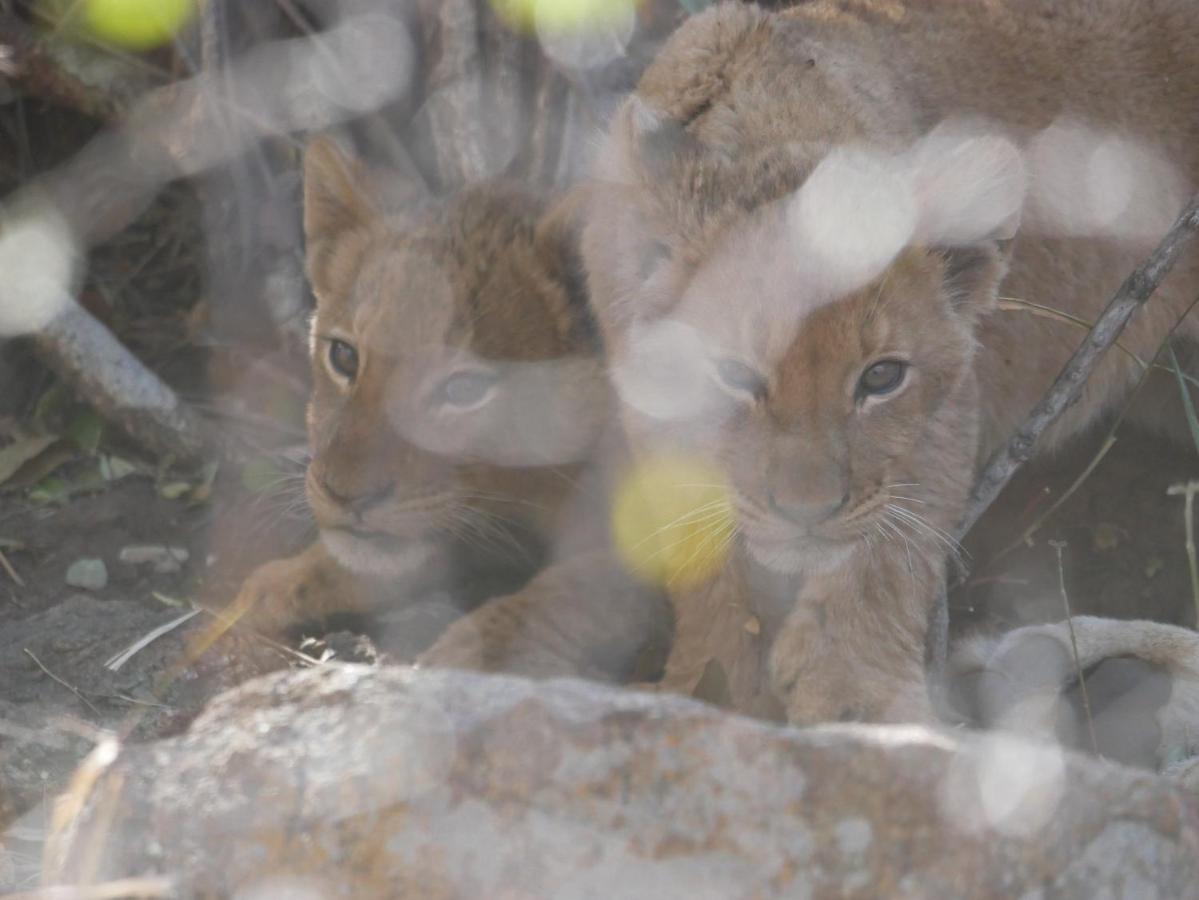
[491,0,636,32]
[81,0,196,50]
[612,455,735,589]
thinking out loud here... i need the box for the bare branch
[957,192,1199,539]
[32,304,218,463]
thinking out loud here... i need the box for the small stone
[65,558,108,591]
[119,545,189,574]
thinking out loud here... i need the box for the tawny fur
[230,136,611,638]
[582,1,1199,724]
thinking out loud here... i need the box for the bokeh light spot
[612,455,735,589]
[492,0,636,33]
[82,0,196,51]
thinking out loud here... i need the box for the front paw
[417,615,492,671]
[769,612,933,724]
[418,602,583,679]
[226,545,345,636]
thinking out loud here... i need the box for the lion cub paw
[227,544,347,636]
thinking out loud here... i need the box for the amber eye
[436,371,497,410]
[858,359,907,397]
[715,358,767,400]
[327,339,359,381]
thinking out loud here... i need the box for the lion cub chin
[582,1,1199,724]
[228,134,611,651]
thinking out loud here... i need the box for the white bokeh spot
[939,733,1067,839]
[789,146,917,298]
[0,206,78,337]
[611,318,724,422]
[535,0,636,71]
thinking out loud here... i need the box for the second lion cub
[230,136,622,658]
[582,0,1199,723]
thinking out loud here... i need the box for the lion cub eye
[435,371,498,410]
[327,339,359,381]
[714,358,767,400]
[858,359,907,397]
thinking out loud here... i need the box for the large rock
[43,666,1199,897]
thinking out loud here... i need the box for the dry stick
[1050,540,1100,758]
[957,192,1199,539]
[1166,480,1199,625]
[32,304,216,464]
[984,293,1199,568]
[0,546,24,586]
[23,648,102,718]
[931,193,1199,668]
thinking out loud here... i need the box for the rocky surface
[43,665,1199,898]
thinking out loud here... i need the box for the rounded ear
[303,133,376,247]
[909,123,1026,246]
[533,188,599,349]
[303,134,378,299]
[937,241,1011,320]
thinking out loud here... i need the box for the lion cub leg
[417,550,672,684]
[768,548,941,725]
[227,541,396,636]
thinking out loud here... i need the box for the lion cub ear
[910,124,1026,246]
[908,124,1026,315]
[303,134,376,296]
[533,187,599,349]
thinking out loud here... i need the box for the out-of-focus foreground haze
[0,0,1198,895]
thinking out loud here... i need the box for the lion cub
[230,135,612,651]
[581,1,1199,723]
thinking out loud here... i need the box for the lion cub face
[301,137,604,578]
[586,104,1021,575]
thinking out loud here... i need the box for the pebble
[119,545,189,574]
[65,558,108,591]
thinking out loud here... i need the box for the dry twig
[1167,480,1199,625]
[23,649,101,718]
[0,546,24,586]
[958,192,1199,538]
[928,194,1199,670]
[1050,540,1099,757]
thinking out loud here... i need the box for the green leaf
[66,408,104,452]
[29,475,69,505]
[159,481,192,500]
[0,435,58,486]
[32,383,70,432]
[1167,345,1199,456]
[187,460,221,504]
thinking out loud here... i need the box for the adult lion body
[579,0,1199,723]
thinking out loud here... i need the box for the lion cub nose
[321,477,395,514]
[767,488,849,526]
